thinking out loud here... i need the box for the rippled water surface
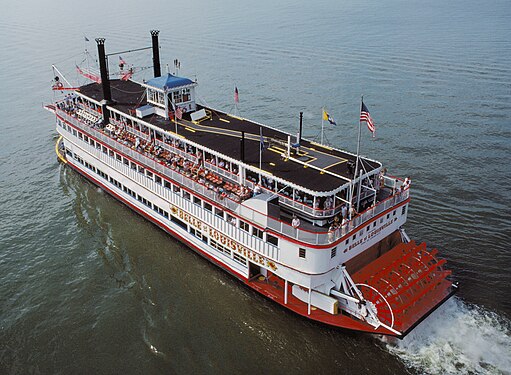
[1,0,510,374]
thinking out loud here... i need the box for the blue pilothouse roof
[144,73,194,91]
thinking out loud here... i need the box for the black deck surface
[79,80,380,192]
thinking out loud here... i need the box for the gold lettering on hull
[173,207,275,270]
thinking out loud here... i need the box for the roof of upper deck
[78,79,381,193]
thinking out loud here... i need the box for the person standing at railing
[402,176,411,190]
[349,205,357,220]
[341,203,347,219]
[328,224,335,242]
[292,215,301,229]
[341,217,348,235]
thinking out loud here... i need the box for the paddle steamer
[46,31,457,337]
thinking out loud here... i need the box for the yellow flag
[322,109,328,121]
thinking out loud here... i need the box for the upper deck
[78,80,380,193]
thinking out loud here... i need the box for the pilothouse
[46,30,457,338]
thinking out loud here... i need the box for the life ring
[170,205,178,215]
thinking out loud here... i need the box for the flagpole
[353,95,363,211]
[259,127,263,183]
[170,98,178,136]
[321,107,325,145]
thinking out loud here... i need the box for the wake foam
[383,298,511,374]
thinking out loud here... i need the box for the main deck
[79,80,380,193]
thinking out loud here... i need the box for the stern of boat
[331,239,458,337]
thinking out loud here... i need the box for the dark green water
[1,0,510,374]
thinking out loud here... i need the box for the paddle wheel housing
[350,240,456,334]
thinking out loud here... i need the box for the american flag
[119,56,126,65]
[360,101,375,136]
[175,106,183,120]
[234,86,239,104]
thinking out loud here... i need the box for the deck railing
[57,108,409,246]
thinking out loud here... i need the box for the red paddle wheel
[352,240,456,334]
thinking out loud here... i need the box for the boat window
[138,166,145,174]
[402,205,407,215]
[215,208,224,218]
[226,214,236,226]
[233,253,246,266]
[299,248,306,259]
[193,196,201,205]
[183,191,191,200]
[331,247,337,258]
[173,185,181,193]
[267,234,278,246]
[155,175,162,185]
[253,227,264,240]
[204,202,212,212]
[239,220,250,232]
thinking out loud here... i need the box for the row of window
[298,246,337,260]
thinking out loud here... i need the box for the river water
[1,0,510,374]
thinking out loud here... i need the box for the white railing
[57,109,409,246]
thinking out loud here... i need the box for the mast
[321,107,325,145]
[353,96,363,211]
[259,127,263,183]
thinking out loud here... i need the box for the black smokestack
[151,30,161,77]
[95,38,111,103]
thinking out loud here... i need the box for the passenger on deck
[402,176,411,190]
[253,184,262,196]
[328,224,335,242]
[349,205,357,219]
[341,217,348,235]
[291,216,301,229]
[341,204,347,219]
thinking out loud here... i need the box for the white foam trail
[383,297,511,375]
